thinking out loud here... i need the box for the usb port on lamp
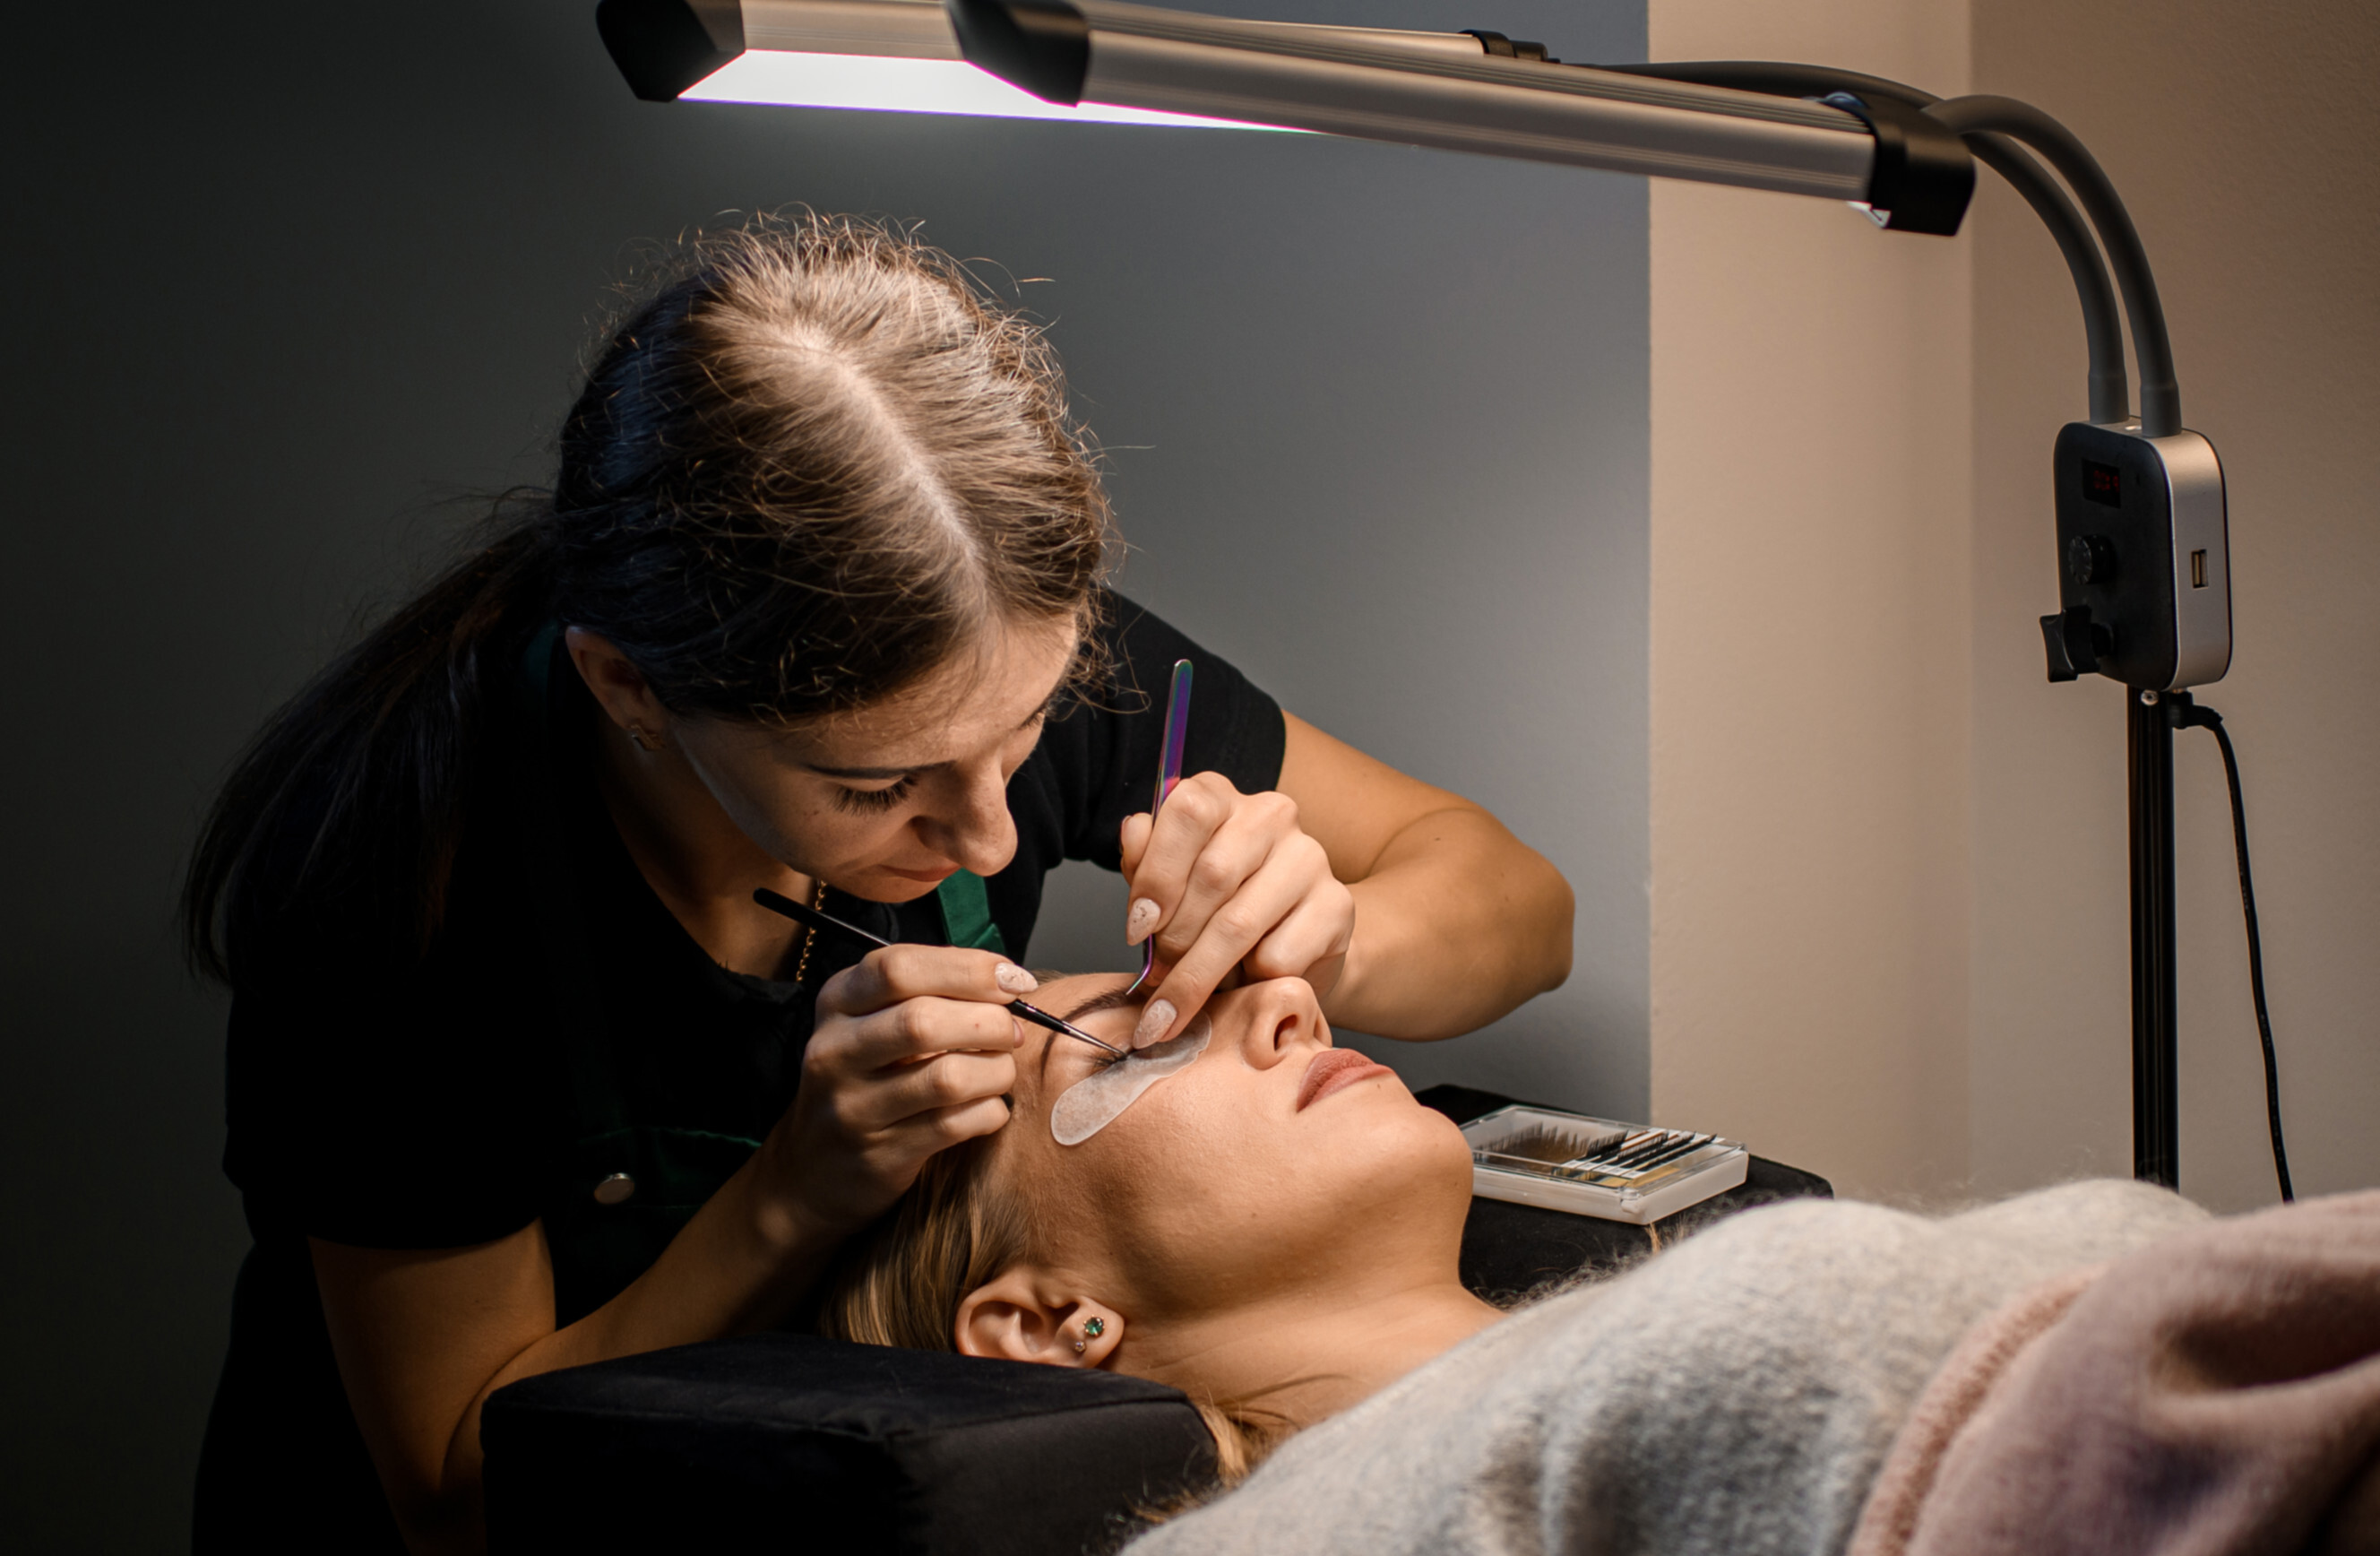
[2190,549,2209,588]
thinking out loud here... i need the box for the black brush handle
[751,887,1122,1057]
[753,886,887,949]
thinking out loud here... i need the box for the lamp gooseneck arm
[1925,94,2179,437]
[1605,63,2127,426]
[1964,131,2131,425]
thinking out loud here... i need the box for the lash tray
[1462,1105,1748,1224]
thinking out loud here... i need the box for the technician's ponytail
[182,212,1111,981]
[180,509,559,981]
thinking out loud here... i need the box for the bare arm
[314,943,1034,1553]
[313,1153,828,1553]
[1123,713,1572,1047]
[1277,712,1573,1040]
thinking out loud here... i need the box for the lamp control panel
[2040,419,2230,691]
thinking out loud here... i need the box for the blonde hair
[814,1136,1030,1351]
[812,1133,1288,1488]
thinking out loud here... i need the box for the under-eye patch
[1050,1015,1212,1145]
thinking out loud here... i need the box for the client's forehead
[1053,975,1146,1024]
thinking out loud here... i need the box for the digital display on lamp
[2082,459,2123,507]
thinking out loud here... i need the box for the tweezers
[754,886,1127,1059]
[1123,658,1194,1000]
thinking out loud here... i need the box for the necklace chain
[789,873,828,988]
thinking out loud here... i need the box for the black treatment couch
[481,1086,1831,1556]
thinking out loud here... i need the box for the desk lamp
[598,0,2270,1194]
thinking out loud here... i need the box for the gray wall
[3,0,1644,1545]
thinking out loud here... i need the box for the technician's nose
[1235,977,1328,1071]
[922,763,1019,877]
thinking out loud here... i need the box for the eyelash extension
[832,774,918,814]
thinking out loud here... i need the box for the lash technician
[182,218,1573,1553]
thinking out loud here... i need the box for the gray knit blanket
[1127,1180,2206,1556]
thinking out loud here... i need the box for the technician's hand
[761,945,1030,1233]
[1119,773,1355,1048]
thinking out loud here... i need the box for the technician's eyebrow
[804,760,930,780]
[803,677,1070,780]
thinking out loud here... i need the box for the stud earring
[1074,1316,1107,1354]
[626,722,666,753]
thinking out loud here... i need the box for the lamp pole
[2131,692,2179,1186]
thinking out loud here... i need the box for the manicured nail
[995,963,1038,994]
[1126,898,1160,945]
[1131,999,1176,1050]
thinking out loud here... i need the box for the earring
[626,722,666,753]
[1074,1316,1106,1354]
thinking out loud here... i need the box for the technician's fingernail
[995,963,1038,994]
[1126,898,1160,944]
[1131,999,1176,1050]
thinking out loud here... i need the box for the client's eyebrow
[1060,984,1145,1023]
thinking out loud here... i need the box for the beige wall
[1968,0,2380,1210]
[1648,0,2380,1207]
[1647,0,1975,1200]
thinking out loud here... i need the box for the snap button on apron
[592,1171,637,1206]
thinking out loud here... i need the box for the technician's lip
[1297,1048,1390,1111]
[880,863,961,884]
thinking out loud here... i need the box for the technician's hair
[183,212,1112,981]
[813,1135,1289,1492]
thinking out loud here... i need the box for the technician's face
[669,614,1078,903]
[990,973,1477,1321]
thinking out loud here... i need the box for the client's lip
[1296,1049,1391,1111]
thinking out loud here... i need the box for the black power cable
[2170,698,2294,1201]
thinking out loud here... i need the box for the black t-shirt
[191,592,1285,1550]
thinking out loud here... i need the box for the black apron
[515,626,1009,1320]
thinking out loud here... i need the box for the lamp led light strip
[686,51,1259,126]
[598,0,2264,1194]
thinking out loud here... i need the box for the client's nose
[1234,977,1329,1070]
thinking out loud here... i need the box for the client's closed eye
[1028,982,1145,1084]
[1028,982,1147,1084]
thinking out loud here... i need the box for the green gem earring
[1074,1316,1107,1353]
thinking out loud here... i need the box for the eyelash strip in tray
[1462,1105,1748,1225]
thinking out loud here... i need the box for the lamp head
[599,0,745,101]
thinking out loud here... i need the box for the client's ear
[954,1271,1124,1369]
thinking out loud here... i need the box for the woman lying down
[813,972,2380,1556]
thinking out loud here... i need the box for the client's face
[986,973,1475,1327]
